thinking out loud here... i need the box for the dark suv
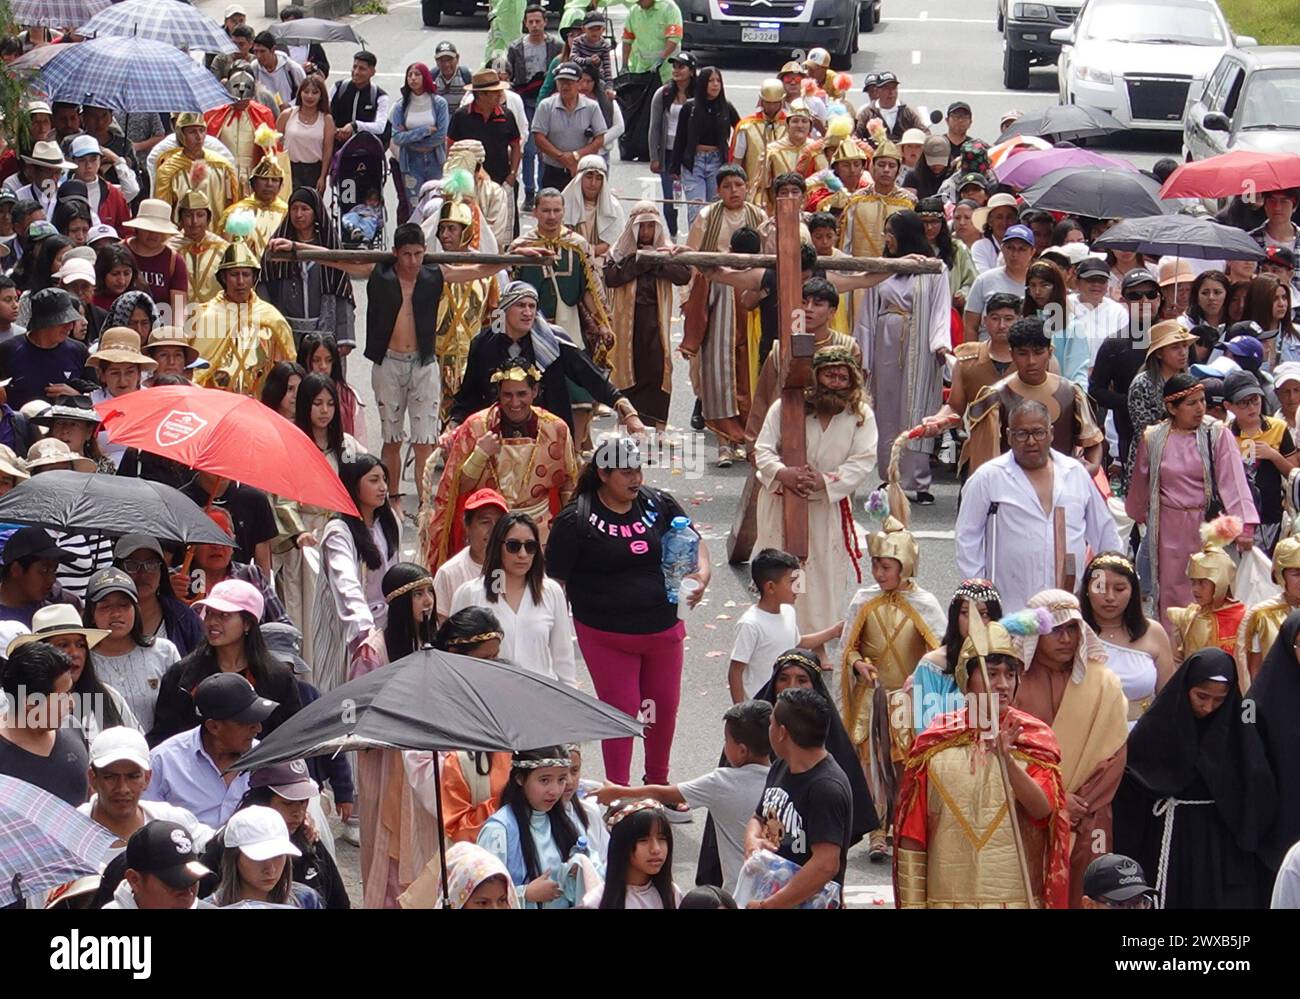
[1000,0,1083,89]
[676,0,880,70]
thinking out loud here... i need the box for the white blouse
[449,576,577,687]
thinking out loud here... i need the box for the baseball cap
[1076,257,1110,279]
[554,62,581,82]
[922,135,950,167]
[434,41,458,56]
[1082,853,1155,904]
[593,435,642,471]
[668,52,697,69]
[1002,223,1034,246]
[194,672,278,724]
[463,487,509,514]
[222,805,301,862]
[1,527,75,566]
[113,533,164,561]
[957,172,988,193]
[1224,368,1265,403]
[1198,375,1226,407]
[85,567,138,605]
[581,9,604,25]
[1273,361,1300,389]
[1121,267,1160,291]
[86,222,118,243]
[124,820,211,888]
[223,4,248,18]
[1265,245,1296,269]
[89,726,151,770]
[862,72,881,91]
[875,71,899,86]
[248,759,319,801]
[56,259,96,286]
[69,135,101,159]
[194,578,265,621]
[261,622,310,675]
[947,100,972,115]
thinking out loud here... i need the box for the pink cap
[194,578,264,621]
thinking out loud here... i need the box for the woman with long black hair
[855,209,952,503]
[313,454,400,692]
[297,330,361,436]
[647,53,695,237]
[908,579,1003,735]
[670,66,739,226]
[1114,648,1275,907]
[919,195,974,322]
[596,801,679,908]
[259,360,306,420]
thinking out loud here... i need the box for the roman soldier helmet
[867,514,920,581]
[873,138,903,164]
[249,156,284,181]
[955,621,1022,693]
[437,199,474,249]
[173,111,206,146]
[226,71,257,102]
[177,189,212,221]
[1187,515,1244,603]
[831,139,869,165]
[216,237,260,277]
[1273,535,1300,585]
[759,79,785,103]
[785,99,812,121]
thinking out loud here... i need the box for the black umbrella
[997,104,1124,142]
[265,18,366,46]
[1020,167,1168,220]
[0,471,233,545]
[233,649,644,905]
[1091,213,1268,261]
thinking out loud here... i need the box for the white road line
[911,49,921,65]
[912,530,956,540]
[886,15,997,23]
[919,10,929,19]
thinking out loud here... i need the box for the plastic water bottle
[662,516,700,604]
[555,836,590,905]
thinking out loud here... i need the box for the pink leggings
[574,620,686,784]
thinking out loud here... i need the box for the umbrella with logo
[266,17,366,46]
[1158,150,1300,202]
[36,34,231,113]
[1020,167,1169,220]
[233,648,645,906]
[77,0,236,54]
[11,0,109,27]
[1091,214,1267,261]
[0,775,119,906]
[94,385,359,515]
[0,470,235,545]
[997,104,1125,143]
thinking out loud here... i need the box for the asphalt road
[228,0,1183,904]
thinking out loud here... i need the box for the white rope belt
[1152,796,1213,908]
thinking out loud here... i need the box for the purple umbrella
[0,775,118,906]
[995,147,1139,190]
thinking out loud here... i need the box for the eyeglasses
[1008,428,1049,442]
[503,539,538,555]
[122,558,162,573]
[1123,290,1162,301]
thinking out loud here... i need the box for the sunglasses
[503,539,538,555]
[122,558,162,573]
[1124,289,1162,301]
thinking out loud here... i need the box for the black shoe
[914,490,935,505]
[522,192,536,212]
[690,398,705,431]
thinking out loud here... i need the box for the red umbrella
[95,386,359,516]
[1159,151,1300,201]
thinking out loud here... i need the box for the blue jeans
[682,150,721,226]
[522,97,539,196]
[659,168,678,237]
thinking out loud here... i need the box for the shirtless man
[277,223,549,514]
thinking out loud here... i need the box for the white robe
[754,400,879,634]
[954,449,1122,614]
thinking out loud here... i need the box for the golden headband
[445,630,503,647]
[490,364,543,384]
[384,577,433,603]
[1089,553,1135,574]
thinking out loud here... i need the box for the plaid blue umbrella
[0,775,118,907]
[36,35,233,113]
[11,0,110,28]
[78,0,236,54]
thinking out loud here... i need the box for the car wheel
[861,2,876,31]
[997,2,1004,31]
[1003,44,1030,90]
[421,0,441,26]
[831,38,853,69]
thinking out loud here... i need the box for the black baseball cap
[875,71,899,86]
[194,672,278,724]
[1,527,76,566]
[1224,368,1265,403]
[957,172,988,192]
[668,52,697,69]
[1082,853,1155,904]
[1121,267,1160,291]
[947,100,971,115]
[1265,245,1296,269]
[85,567,138,604]
[124,820,211,889]
[581,9,604,25]
[261,621,310,675]
[862,72,881,91]
[434,41,457,56]
[1076,257,1110,280]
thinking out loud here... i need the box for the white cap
[223,805,302,861]
[69,135,101,159]
[57,259,96,285]
[1044,242,1091,265]
[89,726,151,770]
[0,620,29,658]
[224,4,248,18]
[86,222,118,243]
[1274,361,1300,389]
[899,127,928,147]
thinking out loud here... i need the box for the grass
[1219,0,1300,46]
[353,0,388,13]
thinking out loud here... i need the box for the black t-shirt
[757,264,828,364]
[0,727,89,806]
[754,754,852,895]
[0,335,90,410]
[180,479,278,565]
[545,488,687,634]
[447,105,521,184]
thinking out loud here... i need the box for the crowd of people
[2,0,1300,913]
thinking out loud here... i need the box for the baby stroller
[330,130,389,250]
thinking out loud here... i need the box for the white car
[1183,48,1300,161]
[1053,0,1256,131]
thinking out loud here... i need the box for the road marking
[912,530,956,540]
[886,15,997,23]
[911,49,921,65]
[919,10,928,19]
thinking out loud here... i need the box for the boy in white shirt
[594,700,772,893]
[728,548,843,703]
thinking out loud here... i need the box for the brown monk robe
[1011,589,1129,908]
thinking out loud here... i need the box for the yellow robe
[730,114,787,203]
[762,139,826,212]
[153,149,240,221]
[168,232,228,304]
[188,290,297,397]
[1236,596,1295,693]
[435,275,498,423]
[838,187,917,258]
[216,196,287,258]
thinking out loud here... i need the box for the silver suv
[1183,46,1300,162]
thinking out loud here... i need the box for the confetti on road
[705,650,725,658]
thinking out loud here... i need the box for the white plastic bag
[1234,546,1280,608]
